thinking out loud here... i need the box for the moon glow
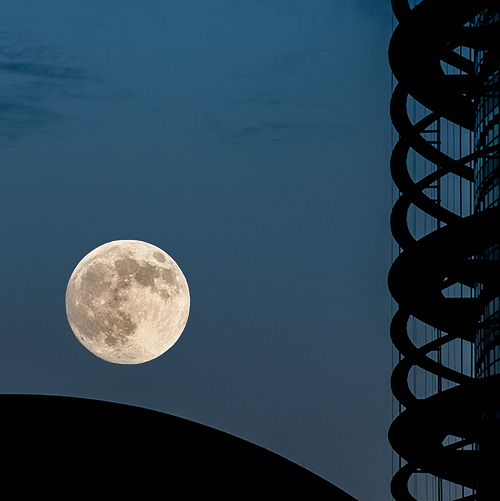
[65,240,190,364]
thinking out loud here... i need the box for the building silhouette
[388,0,499,499]
[0,394,357,499]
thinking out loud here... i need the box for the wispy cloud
[0,31,101,139]
[0,62,87,80]
[0,101,60,139]
[203,114,343,151]
[198,49,343,149]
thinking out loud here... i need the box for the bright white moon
[65,240,190,364]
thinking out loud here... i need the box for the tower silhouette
[388,1,499,499]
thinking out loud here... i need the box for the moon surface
[65,240,190,364]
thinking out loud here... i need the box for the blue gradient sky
[0,2,392,500]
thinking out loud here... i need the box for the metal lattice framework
[388,1,500,499]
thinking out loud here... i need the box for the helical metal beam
[389,0,500,499]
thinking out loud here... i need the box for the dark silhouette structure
[388,0,499,499]
[0,394,356,499]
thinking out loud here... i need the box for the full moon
[65,240,190,364]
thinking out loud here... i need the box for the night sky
[0,2,392,500]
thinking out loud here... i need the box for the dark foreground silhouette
[1,394,357,499]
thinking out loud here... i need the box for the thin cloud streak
[0,32,102,139]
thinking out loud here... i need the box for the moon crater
[66,240,190,364]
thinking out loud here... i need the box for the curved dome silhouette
[1,394,357,499]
